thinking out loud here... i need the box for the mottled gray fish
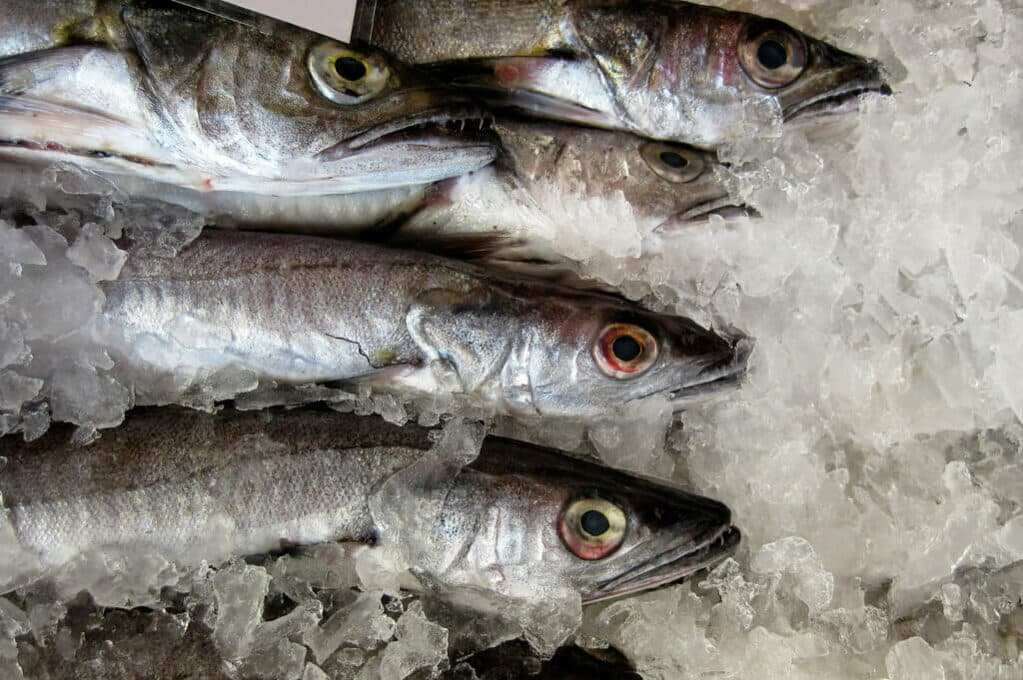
[355,0,889,147]
[98,230,749,418]
[0,0,497,196]
[394,119,755,260]
[0,408,740,603]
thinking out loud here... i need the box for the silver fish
[98,230,749,418]
[0,0,497,195]
[0,408,740,603]
[394,119,755,253]
[356,0,889,148]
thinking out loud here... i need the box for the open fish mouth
[318,104,496,159]
[784,81,892,122]
[669,337,754,403]
[586,525,741,604]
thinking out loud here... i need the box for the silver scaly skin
[358,0,889,148]
[0,408,739,603]
[0,0,498,196]
[97,230,749,418]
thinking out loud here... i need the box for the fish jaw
[779,42,891,123]
[584,525,741,604]
[653,197,760,234]
[668,335,754,405]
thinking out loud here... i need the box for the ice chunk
[302,663,330,680]
[940,583,964,622]
[304,591,397,663]
[751,536,835,616]
[0,223,46,268]
[212,561,271,662]
[886,637,945,680]
[376,602,448,680]
[0,371,43,409]
[52,551,181,608]
[67,223,127,281]
[240,600,322,680]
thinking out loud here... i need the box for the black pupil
[757,40,788,69]
[334,57,368,81]
[659,151,688,168]
[611,335,642,362]
[581,510,610,536]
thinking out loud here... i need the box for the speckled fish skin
[400,119,753,247]
[0,408,739,603]
[359,0,888,147]
[99,230,748,418]
[0,0,497,195]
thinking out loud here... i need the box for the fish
[394,119,756,255]
[354,0,890,148]
[0,0,498,196]
[0,407,741,604]
[96,229,750,418]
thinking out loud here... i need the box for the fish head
[493,121,752,231]
[560,2,888,145]
[116,3,498,192]
[508,295,751,417]
[451,438,740,603]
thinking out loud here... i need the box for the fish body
[98,230,748,418]
[0,408,739,603]
[358,0,888,147]
[0,0,498,195]
[397,119,753,258]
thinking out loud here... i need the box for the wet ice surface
[2,0,1023,677]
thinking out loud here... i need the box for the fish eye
[307,41,394,105]
[640,142,705,183]
[738,20,808,89]
[593,323,659,379]
[559,497,627,560]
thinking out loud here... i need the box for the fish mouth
[585,525,741,604]
[317,104,496,159]
[669,336,754,404]
[654,198,760,233]
[781,47,891,123]
[784,80,892,122]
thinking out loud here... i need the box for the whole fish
[0,0,497,196]
[98,230,749,418]
[0,408,740,603]
[354,0,889,148]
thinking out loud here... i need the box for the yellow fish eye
[738,20,808,89]
[307,41,394,105]
[559,497,627,560]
